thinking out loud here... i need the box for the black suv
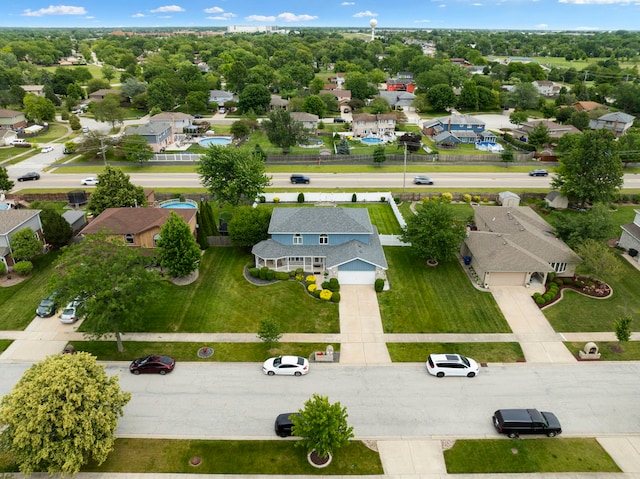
[493,409,562,438]
[290,174,310,184]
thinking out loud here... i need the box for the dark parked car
[130,355,176,375]
[529,169,549,177]
[36,293,57,317]
[493,409,562,438]
[290,174,310,184]
[334,117,346,123]
[17,172,40,181]
[274,412,301,437]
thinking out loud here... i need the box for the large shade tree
[400,200,466,263]
[262,109,308,153]
[87,166,147,215]
[551,129,623,206]
[49,234,163,351]
[198,146,271,206]
[0,352,131,476]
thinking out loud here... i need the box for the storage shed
[498,191,520,208]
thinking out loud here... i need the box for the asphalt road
[2,362,636,440]
[11,171,640,190]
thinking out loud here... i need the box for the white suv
[426,353,479,378]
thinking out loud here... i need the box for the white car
[262,356,309,376]
[81,177,99,186]
[41,146,54,153]
[59,301,81,324]
[426,353,479,378]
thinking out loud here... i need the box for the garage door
[338,271,376,285]
[489,272,527,286]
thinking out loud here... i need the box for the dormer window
[124,233,135,244]
[293,234,303,245]
[319,234,328,245]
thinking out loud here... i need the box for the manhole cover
[190,456,202,466]
[198,347,214,358]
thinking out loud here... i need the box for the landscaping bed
[533,275,612,308]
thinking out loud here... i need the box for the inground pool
[198,136,233,147]
[361,137,384,145]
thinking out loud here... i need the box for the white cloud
[245,15,276,22]
[353,10,377,17]
[341,1,355,4]
[150,5,185,13]
[278,12,318,21]
[85,15,94,19]
[207,12,235,20]
[204,6,224,13]
[414,19,431,23]
[472,3,483,5]
[439,3,446,7]
[535,23,548,28]
[559,0,631,4]
[22,5,87,17]
[132,13,145,18]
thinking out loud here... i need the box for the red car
[129,355,175,375]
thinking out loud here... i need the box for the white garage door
[489,272,527,286]
[338,271,376,285]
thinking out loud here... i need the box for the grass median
[387,342,524,363]
[444,438,620,473]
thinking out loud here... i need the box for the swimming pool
[299,138,323,148]
[158,199,198,209]
[361,137,384,145]
[0,203,9,210]
[198,136,232,147]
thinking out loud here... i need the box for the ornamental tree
[87,166,147,215]
[10,228,42,261]
[400,199,466,263]
[0,352,131,476]
[0,165,14,192]
[262,109,308,153]
[157,211,201,278]
[291,394,354,460]
[121,133,154,166]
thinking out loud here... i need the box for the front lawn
[80,247,339,334]
[0,340,12,354]
[69,341,334,362]
[543,255,640,332]
[444,438,620,474]
[378,247,510,333]
[387,342,524,363]
[565,341,640,360]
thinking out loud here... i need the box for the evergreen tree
[157,211,201,278]
[40,207,73,249]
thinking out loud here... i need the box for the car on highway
[17,171,40,182]
[81,177,99,186]
[59,300,82,324]
[41,146,54,153]
[529,169,549,177]
[426,353,479,378]
[275,412,302,437]
[493,408,562,438]
[290,174,310,184]
[36,293,58,317]
[413,176,434,185]
[262,356,309,376]
[130,355,176,375]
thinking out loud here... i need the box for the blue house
[423,114,496,145]
[252,207,388,285]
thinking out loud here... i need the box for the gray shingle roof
[0,210,41,235]
[268,208,373,235]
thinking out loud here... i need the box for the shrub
[319,289,333,301]
[0,262,5,275]
[313,289,321,298]
[13,261,33,275]
[322,281,330,290]
[308,284,317,293]
[249,267,260,278]
[532,292,541,299]
[554,279,563,286]
[259,267,269,280]
[374,278,385,292]
[472,195,481,203]
[331,291,341,303]
[297,192,305,203]
[563,277,573,285]
[394,197,400,204]
[380,196,386,202]
[275,272,290,280]
[273,197,280,203]
[543,292,554,302]
[295,268,304,275]
[351,193,357,202]
[463,194,472,203]
[421,196,430,203]
[295,274,304,282]
[441,192,453,203]
[266,269,275,281]
[548,272,557,282]
[258,196,266,203]
[329,278,340,292]
[575,279,584,288]
[289,270,296,277]
[306,275,316,284]
[535,296,546,305]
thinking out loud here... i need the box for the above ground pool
[198,136,232,147]
[158,199,198,209]
[361,137,384,145]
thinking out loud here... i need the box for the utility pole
[402,142,407,193]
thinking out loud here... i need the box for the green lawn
[0,252,60,330]
[69,341,334,362]
[29,124,69,144]
[387,342,524,362]
[543,255,640,332]
[565,341,640,360]
[444,438,620,474]
[0,340,12,354]
[379,247,510,333]
[79,247,339,334]
[0,438,382,475]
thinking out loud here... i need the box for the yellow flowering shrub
[319,289,333,301]
[441,192,453,203]
[273,197,280,203]
[306,275,316,283]
[308,284,317,293]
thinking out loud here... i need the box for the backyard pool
[159,199,198,209]
[299,138,323,148]
[0,203,9,210]
[361,137,384,145]
[198,136,232,147]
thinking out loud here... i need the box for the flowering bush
[463,194,472,203]
[295,274,304,282]
[319,289,333,301]
[472,195,481,203]
[441,192,453,203]
[306,275,316,283]
[273,197,280,203]
[308,284,317,293]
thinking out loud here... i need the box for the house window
[319,234,328,245]
[153,233,161,247]
[550,262,567,274]
[124,233,135,245]
[293,234,303,245]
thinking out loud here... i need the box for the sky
[2,1,640,31]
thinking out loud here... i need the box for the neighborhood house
[252,207,388,285]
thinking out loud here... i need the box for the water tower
[369,18,377,41]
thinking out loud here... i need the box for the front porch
[255,256,326,275]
